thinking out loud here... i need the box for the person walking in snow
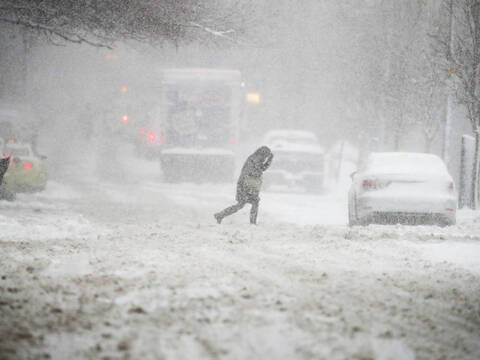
[214,146,273,225]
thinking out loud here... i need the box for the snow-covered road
[1,177,480,360]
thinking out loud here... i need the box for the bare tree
[435,0,480,208]
[330,0,430,151]
[0,0,253,48]
[415,56,446,152]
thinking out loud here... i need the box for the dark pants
[216,197,260,224]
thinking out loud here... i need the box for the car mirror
[350,171,357,180]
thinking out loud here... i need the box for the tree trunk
[442,0,454,163]
[442,94,453,162]
[471,131,480,209]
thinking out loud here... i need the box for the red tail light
[231,138,237,144]
[448,182,454,191]
[24,163,33,170]
[362,179,390,191]
[140,128,146,133]
[148,132,156,142]
[362,179,375,190]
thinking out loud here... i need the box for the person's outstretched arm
[262,153,274,171]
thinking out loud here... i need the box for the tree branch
[0,17,113,48]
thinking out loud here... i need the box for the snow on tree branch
[0,0,253,47]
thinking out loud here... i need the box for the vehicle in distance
[263,129,324,192]
[348,152,456,226]
[159,68,242,183]
[1,142,47,193]
[134,124,164,160]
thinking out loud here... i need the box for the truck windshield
[164,83,232,147]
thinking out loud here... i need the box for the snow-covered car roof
[364,152,450,177]
[264,129,318,144]
[269,140,324,154]
[263,129,324,154]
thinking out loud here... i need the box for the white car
[348,152,457,226]
[263,129,324,192]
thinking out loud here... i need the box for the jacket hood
[253,146,272,160]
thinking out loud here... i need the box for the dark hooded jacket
[236,146,273,202]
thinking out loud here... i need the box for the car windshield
[366,153,447,175]
[272,152,323,172]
